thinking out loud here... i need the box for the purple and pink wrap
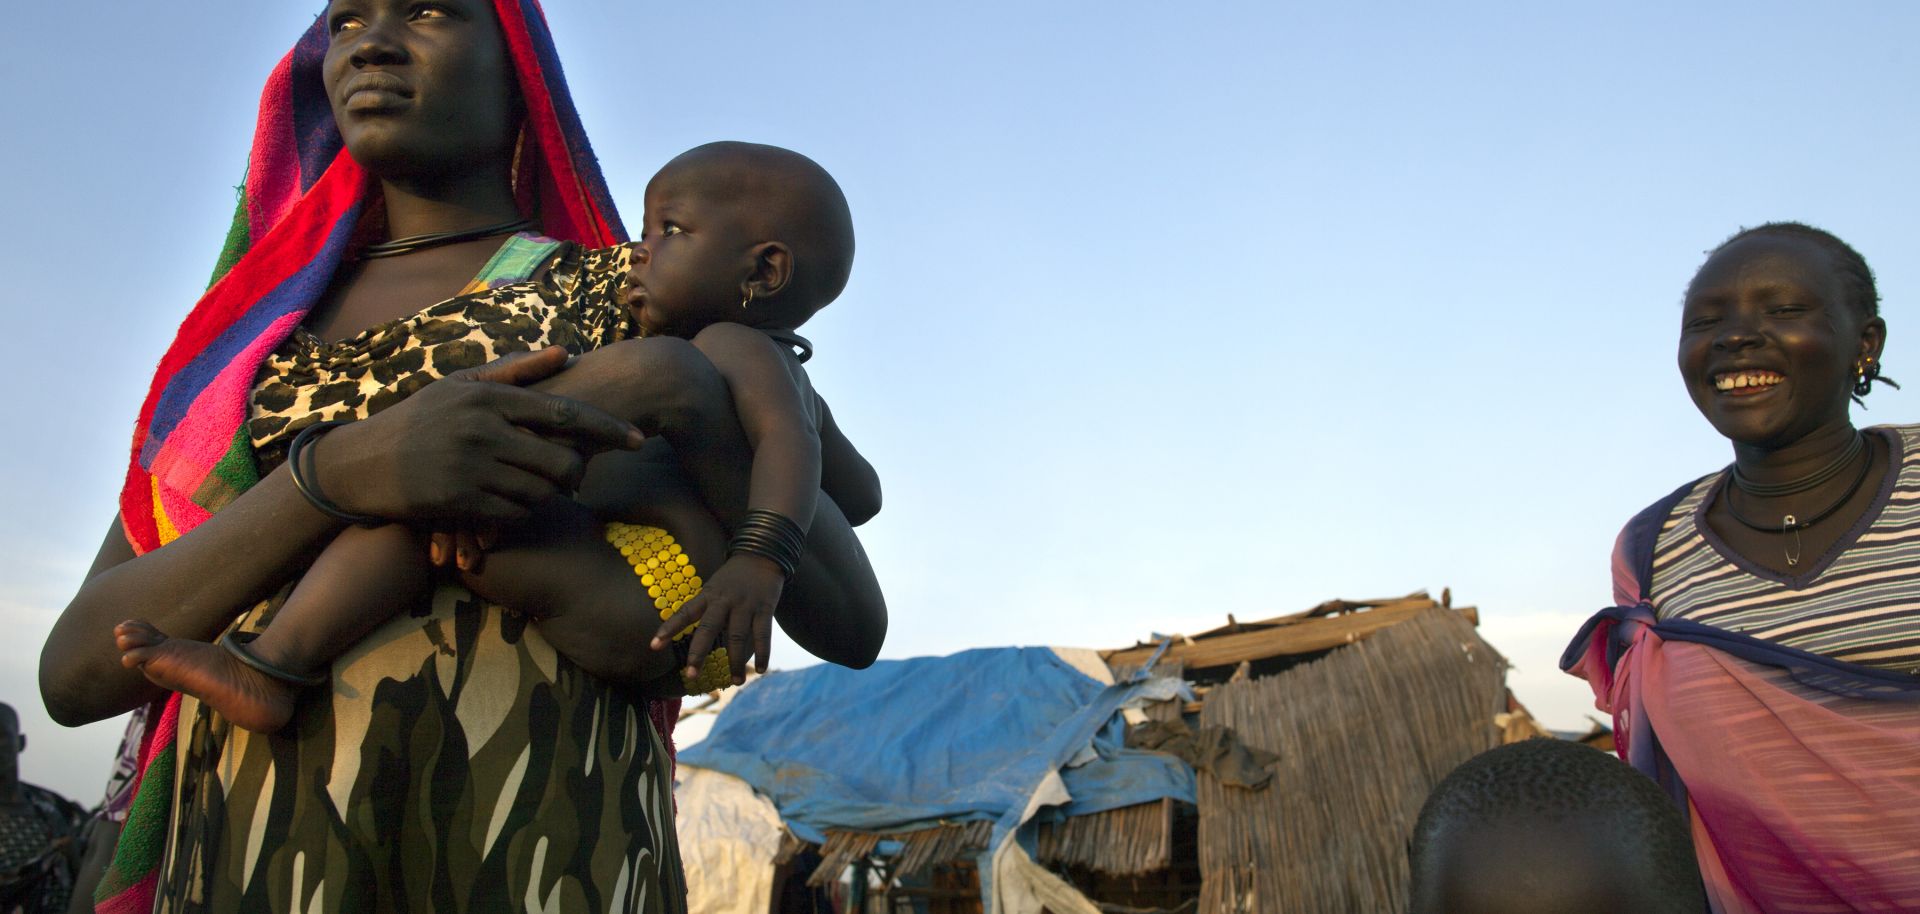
[1563,486,1920,913]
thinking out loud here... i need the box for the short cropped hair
[1713,221,1879,319]
[672,141,855,319]
[1410,739,1701,911]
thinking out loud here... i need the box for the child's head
[623,141,855,338]
[1409,738,1703,914]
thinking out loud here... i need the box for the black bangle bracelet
[728,509,807,578]
[287,420,386,527]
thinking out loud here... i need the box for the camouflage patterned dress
[152,237,687,913]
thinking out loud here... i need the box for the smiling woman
[1677,228,1892,577]
[1564,223,1920,913]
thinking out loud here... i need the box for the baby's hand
[427,526,498,573]
[652,554,783,685]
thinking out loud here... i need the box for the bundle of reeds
[1194,607,1504,914]
[1035,799,1177,876]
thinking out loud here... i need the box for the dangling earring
[741,287,755,310]
[1853,355,1901,405]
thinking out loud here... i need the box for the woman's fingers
[313,349,638,527]
[449,346,571,386]
[484,384,642,454]
[461,492,540,526]
[490,427,589,492]
[451,347,638,453]
[476,463,568,513]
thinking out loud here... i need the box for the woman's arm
[816,395,881,527]
[777,494,886,667]
[45,474,344,726]
[42,348,643,725]
[537,336,887,670]
[574,445,885,670]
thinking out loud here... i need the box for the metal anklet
[219,632,330,688]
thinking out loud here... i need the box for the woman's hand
[313,347,645,526]
[43,348,642,726]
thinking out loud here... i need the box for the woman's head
[1678,222,1887,449]
[322,0,521,184]
[122,0,625,556]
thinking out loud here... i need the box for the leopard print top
[158,237,687,913]
[247,236,635,470]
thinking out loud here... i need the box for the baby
[1408,738,1704,914]
[115,141,879,732]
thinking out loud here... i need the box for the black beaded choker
[358,217,533,260]
[1721,434,1875,567]
[1730,431,1865,498]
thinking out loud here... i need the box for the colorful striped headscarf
[100,4,625,910]
[120,0,624,553]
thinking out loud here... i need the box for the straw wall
[1196,608,1504,914]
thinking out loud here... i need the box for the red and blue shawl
[99,4,641,911]
[1563,483,1920,914]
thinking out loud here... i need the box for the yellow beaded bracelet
[603,522,734,694]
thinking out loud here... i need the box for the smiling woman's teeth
[1714,371,1785,391]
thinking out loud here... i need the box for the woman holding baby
[37,1,883,910]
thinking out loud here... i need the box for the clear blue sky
[2,2,1916,800]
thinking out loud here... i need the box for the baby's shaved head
[1409,739,1703,914]
[663,141,855,317]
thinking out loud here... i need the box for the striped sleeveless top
[1647,423,1920,675]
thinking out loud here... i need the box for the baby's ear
[747,241,794,299]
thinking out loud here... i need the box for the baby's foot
[116,620,298,733]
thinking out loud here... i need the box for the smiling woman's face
[321,0,518,181]
[1677,233,1883,449]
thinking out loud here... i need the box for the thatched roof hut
[1187,602,1503,912]
[677,591,1535,914]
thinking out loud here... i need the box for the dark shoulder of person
[0,783,87,913]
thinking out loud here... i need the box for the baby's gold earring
[741,287,755,309]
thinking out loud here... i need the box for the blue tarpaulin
[680,646,1195,846]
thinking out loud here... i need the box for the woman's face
[322,0,519,181]
[1677,233,1884,449]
